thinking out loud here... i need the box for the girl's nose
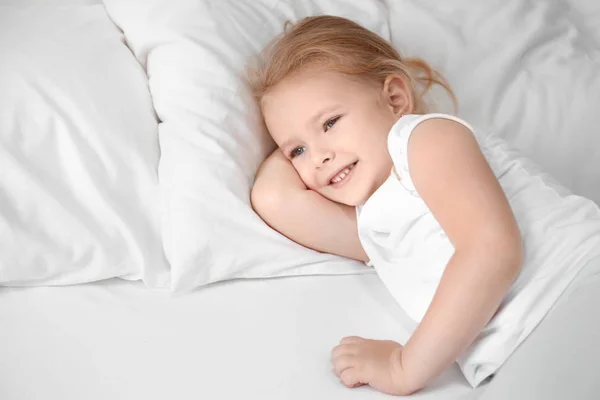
[314,149,335,169]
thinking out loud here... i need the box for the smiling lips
[328,161,357,187]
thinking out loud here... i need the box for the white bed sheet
[0,273,473,400]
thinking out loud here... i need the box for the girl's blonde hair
[247,15,456,114]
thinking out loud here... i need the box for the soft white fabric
[357,113,600,387]
[102,0,388,292]
[0,6,168,287]
[562,0,600,46]
[0,0,99,4]
[469,256,600,400]
[0,273,474,400]
[385,0,600,205]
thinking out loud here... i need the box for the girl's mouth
[329,161,358,188]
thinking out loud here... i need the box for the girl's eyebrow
[279,138,297,150]
[307,105,341,128]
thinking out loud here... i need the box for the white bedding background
[0,5,169,287]
[385,0,600,205]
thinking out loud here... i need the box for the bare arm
[398,119,524,393]
[251,149,369,263]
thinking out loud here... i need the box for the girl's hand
[331,336,415,396]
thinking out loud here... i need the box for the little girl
[247,16,600,397]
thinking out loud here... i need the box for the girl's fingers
[331,343,358,361]
[340,367,364,388]
[333,354,356,377]
[340,336,364,344]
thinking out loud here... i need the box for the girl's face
[262,70,409,206]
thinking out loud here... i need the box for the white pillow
[0,6,168,287]
[102,0,387,292]
[385,0,600,205]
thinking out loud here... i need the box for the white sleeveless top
[356,113,600,387]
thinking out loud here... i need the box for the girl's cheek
[296,167,314,188]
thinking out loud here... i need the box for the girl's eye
[323,116,340,132]
[290,146,306,158]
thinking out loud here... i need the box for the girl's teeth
[331,167,352,184]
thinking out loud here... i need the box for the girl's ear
[382,74,414,117]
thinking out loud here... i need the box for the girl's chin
[322,191,365,207]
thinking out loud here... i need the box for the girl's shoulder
[387,113,476,193]
[389,113,475,144]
